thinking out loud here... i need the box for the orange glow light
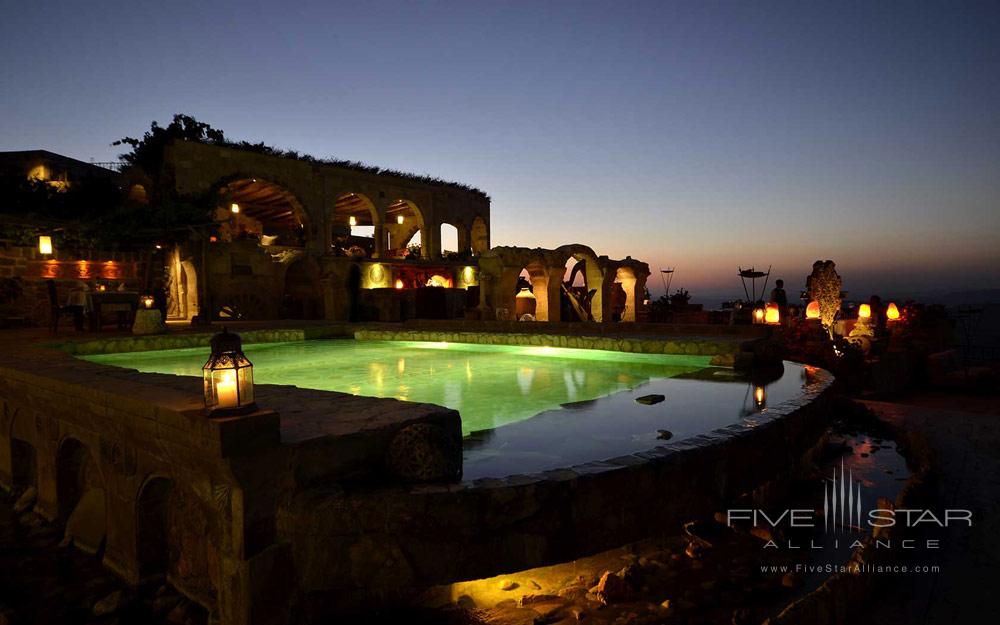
[805,300,820,320]
[886,302,900,321]
[764,303,780,324]
[858,303,871,319]
[395,279,404,290]
[753,307,765,323]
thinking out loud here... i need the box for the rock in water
[635,394,665,405]
[593,571,630,604]
[657,430,674,440]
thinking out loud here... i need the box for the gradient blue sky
[3,1,998,302]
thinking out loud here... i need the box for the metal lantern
[752,307,765,324]
[203,329,256,416]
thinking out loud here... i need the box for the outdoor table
[68,291,140,331]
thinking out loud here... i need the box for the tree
[114,114,226,179]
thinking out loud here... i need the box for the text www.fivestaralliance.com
[760,564,940,574]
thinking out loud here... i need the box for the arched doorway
[10,413,38,493]
[471,216,488,256]
[217,178,308,247]
[440,223,459,258]
[56,437,106,552]
[615,266,638,322]
[385,199,425,259]
[136,476,173,580]
[57,438,92,520]
[556,245,606,322]
[333,193,380,257]
[514,263,550,321]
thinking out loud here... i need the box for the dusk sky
[3,1,998,303]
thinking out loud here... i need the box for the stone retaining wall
[278,367,835,614]
[355,328,743,357]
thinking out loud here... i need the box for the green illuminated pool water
[83,339,811,479]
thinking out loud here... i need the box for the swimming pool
[83,339,811,479]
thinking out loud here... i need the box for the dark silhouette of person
[770,279,788,323]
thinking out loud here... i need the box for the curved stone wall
[277,365,835,611]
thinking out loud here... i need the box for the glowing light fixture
[754,385,766,408]
[805,300,821,320]
[349,215,357,227]
[38,235,53,255]
[764,303,780,325]
[886,302,900,321]
[752,307,765,324]
[397,215,404,225]
[230,203,240,214]
[141,295,155,309]
[203,329,256,416]
[395,279,404,290]
[858,303,871,319]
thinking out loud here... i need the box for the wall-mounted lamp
[38,235,53,255]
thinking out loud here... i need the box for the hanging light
[886,302,900,321]
[230,203,240,214]
[141,295,155,309]
[38,235,53,255]
[764,303,780,325]
[805,300,821,320]
[397,214,404,225]
[858,303,871,319]
[349,215,357,227]
[202,329,256,416]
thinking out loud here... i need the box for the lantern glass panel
[203,350,254,412]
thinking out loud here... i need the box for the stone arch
[440,223,460,257]
[215,176,310,247]
[554,244,606,322]
[471,215,489,256]
[281,254,323,319]
[514,262,551,321]
[333,192,380,257]
[385,199,426,258]
[56,436,106,552]
[615,265,638,322]
[135,475,173,580]
[56,437,94,520]
[9,412,38,492]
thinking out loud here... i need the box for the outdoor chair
[46,280,84,333]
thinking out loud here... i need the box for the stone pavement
[859,399,1000,625]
